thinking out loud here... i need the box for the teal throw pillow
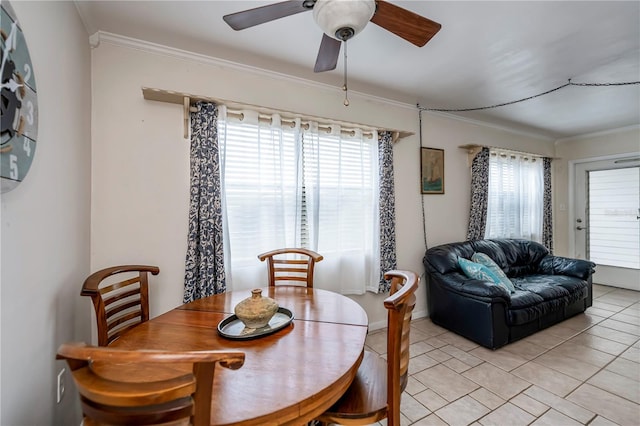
[471,252,515,293]
[457,257,512,294]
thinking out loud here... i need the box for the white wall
[0,1,91,424]
[554,126,640,257]
[90,37,553,329]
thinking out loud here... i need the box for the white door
[574,158,640,290]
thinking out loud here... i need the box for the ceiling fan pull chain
[343,39,349,107]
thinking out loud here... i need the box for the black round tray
[217,307,294,340]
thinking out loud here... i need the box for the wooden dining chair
[315,270,419,426]
[57,342,245,426]
[81,265,160,346]
[257,248,324,288]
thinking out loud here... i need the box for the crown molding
[88,32,100,48]
[555,123,640,144]
[74,1,97,38]
[91,31,417,112]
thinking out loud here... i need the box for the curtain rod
[223,110,373,139]
[142,87,413,141]
[458,144,554,159]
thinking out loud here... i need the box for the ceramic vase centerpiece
[234,289,279,329]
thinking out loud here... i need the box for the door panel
[574,159,640,290]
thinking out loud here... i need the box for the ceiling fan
[223,0,442,73]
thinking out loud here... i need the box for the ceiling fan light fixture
[313,0,375,40]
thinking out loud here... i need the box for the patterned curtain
[377,131,397,293]
[466,147,490,240]
[542,157,554,253]
[183,102,226,303]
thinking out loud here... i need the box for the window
[218,111,379,294]
[485,151,543,242]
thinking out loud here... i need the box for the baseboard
[594,281,640,292]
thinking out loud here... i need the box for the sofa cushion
[471,252,515,293]
[512,275,588,305]
[457,257,513,294]
[493,239,549,277]
[508,290,545,325]
[507,275,588,325]
[425,242,476,274]
[512,276,570,300]
[508,296,559,325]
[470,240,510,268]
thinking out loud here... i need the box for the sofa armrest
[538,255,596,280]
[430,272,511,304]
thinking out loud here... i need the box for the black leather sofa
[423,239,596,349]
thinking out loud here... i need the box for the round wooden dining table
[108,286,369,426]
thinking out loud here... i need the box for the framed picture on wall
[421,147,444,194]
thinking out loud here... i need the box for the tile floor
[364,284,640,426]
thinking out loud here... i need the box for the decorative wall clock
[1,0,38,193]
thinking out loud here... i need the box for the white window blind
[219,118,299,265]
[485,151,543,242]
[218,111,379,294]
[588,167,640,269]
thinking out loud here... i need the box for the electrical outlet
[57,368,66,403]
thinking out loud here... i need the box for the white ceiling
[74,1,640,139]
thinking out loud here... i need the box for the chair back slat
[272,259,309,265]
[274,275,308,282]
[99,276,142,295]
[105,298,142,319]
[103,287,141,306]
[258,248,323,288]
[107,309,143,330]
[82,265,159,346]
[274,265,309,273]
